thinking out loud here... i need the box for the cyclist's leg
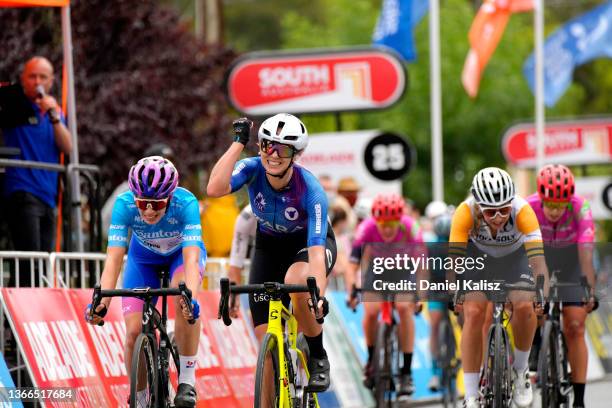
[461,291,488,400]
[562,305,588,407]
[363,301,382,363]
[121,245,163,375]
[169,245,206,398]
[395,296,416,373]
[248,231,294,342]
[427,304,443,389]
[504,248,537,407]
[284,227,336,391]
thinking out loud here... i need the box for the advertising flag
[462,0,534,97]
[373,0,429,62]
[523,0,612,106]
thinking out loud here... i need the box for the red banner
[2,288,258,407]
[2,288,112,407]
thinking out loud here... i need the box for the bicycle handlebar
[90,282,195,326]
[218,277,324,326]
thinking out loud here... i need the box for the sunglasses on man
[480,205,512,219]
[135,197,170,211]
[260,140,295,159]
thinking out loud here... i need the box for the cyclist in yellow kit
[449,167,548,408]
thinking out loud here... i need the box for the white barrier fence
[0,251,249,289]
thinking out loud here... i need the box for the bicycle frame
[266,298,318,408]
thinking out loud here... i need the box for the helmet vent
[300,123,305,133]
[284,135,298,141]
[276,121,285,136]
[262,128,271,136]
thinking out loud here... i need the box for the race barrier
[0,287,258,407]
[0,251,610,406]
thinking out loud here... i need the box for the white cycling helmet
[258,113,308,151]
[354,197,374,220]
[471,167,515,207]
[425,200,448,219]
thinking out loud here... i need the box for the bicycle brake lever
[219,278,232,326]
[91,284,105,326]
[178,282,196,325]
[307,277,324,324]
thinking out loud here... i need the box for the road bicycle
[218,276,324,408]
[90,270,195,408]
[349,286,420,407]
[475,278,543,408]
[538,271,590,408]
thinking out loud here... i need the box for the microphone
[35,85,58,121]
[35,84,46,99]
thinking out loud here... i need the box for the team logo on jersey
[167,217,178,225]
[285,207,299,221]
[326,248,333,269]
[255,192,267,211]
[281,196,293,203]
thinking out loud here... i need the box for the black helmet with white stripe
[471,167,515,207]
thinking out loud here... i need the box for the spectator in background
[319,174,357,231]
[330,206,350,280]
[337,176,360,207]
[1,57,72,286]
[101,143,174,241]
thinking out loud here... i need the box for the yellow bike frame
[265,298,319,408]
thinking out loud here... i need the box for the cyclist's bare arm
[345,261,359,296]
[308,245,327,291]
[206,142,244,197]
[182,246,201,296]
[93,246,127,318]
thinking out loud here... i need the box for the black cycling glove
[233,117,253,145]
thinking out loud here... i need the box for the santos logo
[285,207,299,221]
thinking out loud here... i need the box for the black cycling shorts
[248,224,337,327]
[460,243,535,300]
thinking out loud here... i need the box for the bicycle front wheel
[539,321,560,408]
[493,325,511,408]
[372,323,393,407]
[255,333,281,408]
[130,333,158,408]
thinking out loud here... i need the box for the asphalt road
[393,377,612,407]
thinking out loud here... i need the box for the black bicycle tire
[162,332,180,405]
[372,323,391,406]
[481,325,496,406]
[539,320,559,408]
[440,317,457,408]
[296,333,314,408]
[493,324,507,408]
[254,333,281,408]
[129,333,158,408]
[558,326,571,407]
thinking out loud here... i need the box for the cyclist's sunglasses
[135,197,169,211]
[260,140,295,158]
[480,205,512,219]
[543,201,569,210]
[376,220,401,228]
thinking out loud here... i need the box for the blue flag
[373,0,429,62]
[523,1,612,107]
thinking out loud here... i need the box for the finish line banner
[1,288,257,407]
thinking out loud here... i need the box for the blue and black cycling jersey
[230,157,328,247]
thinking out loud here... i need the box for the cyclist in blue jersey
[86,156,205,408]
[207,114,337,392]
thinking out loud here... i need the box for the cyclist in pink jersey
[345,193,424,396]
[527,164,597,408]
